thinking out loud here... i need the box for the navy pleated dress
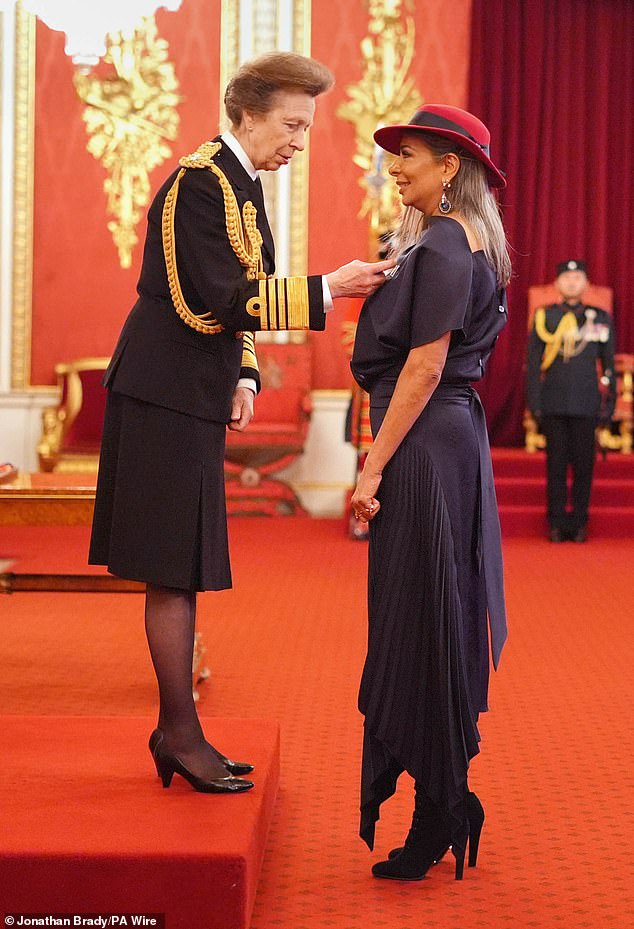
[350,216,508,850]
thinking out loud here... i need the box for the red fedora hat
[374,104,507,189]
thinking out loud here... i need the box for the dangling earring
[439,179,452,214]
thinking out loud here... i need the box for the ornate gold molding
[74,17,181,269]
[11,1,35,390]
[337,0,421,252]
[9,5,181,389]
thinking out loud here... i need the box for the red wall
[308,0,473,388]
[29,0,471,387]
[30,0,221,385]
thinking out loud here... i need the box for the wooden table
[0,472,97,525]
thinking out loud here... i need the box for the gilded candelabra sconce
[74,17,182,268]
[337,0,421,254]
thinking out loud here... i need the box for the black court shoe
[153,744,254,794]
[148,727,254,777]
[385,791,485,875]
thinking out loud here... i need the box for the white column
[0,6,56,471]
[278,390,357,517]
[0,5,16,392]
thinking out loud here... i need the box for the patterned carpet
[1,518,633,928]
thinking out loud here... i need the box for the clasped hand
[351,471,382,522]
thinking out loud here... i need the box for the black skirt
[88,391,231,592]
[359,385,495,850]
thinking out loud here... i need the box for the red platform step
[1,716,280,929]
[494,476,634,507]
[491,449,634,538]
[491,447,634,479]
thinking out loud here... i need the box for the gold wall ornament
[337,0,421,253]
[73,16,182,269]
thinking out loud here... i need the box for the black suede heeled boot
[386,790,485,871]
[371,790,452,882]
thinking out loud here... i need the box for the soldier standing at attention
[526,260,616,543]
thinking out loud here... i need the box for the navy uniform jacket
[104,138,325,424]
[526,302,615,419]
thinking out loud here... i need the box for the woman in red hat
[350,104,511,881]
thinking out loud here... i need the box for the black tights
[144,584,228,779]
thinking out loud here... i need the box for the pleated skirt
[88,390,231,592]
[359,388,490,849]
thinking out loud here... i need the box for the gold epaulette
[162,140,265,335]
[179,140,222,169]
[245,276,311,330]
[241,331,258,374]
[535,307,579,371]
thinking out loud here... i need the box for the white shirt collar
[220,131,258,181]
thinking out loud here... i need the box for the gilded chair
[38,358,110,472]
[596,353,633,454]
[224,341,312,514]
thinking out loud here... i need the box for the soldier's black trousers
[542,415,597,532]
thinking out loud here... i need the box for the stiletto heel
[453,844,466,880]
[466,792,484,867]
[158,762,175,788]
[450,812,469,880]
[149,728,162,776]
[148,726,254,777]
[154,747,254,794]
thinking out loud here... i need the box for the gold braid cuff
[246,276,311,331]
[535,308,579,371]
[241,331,259,374]
[162,141,265,335]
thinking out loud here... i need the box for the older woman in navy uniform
[526,260,616,542]
[350,105,510,881]
[89,52,394,794]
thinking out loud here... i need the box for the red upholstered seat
[38,358,110,472]
[225,341,312,513]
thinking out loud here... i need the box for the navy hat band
[408,111,491,156]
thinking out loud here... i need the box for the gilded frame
[10,1,35,391]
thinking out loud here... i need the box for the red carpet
[1,717,279,929]
[1,518,633,928]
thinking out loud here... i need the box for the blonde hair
[224,52,334,127]
[389,132,511,287]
